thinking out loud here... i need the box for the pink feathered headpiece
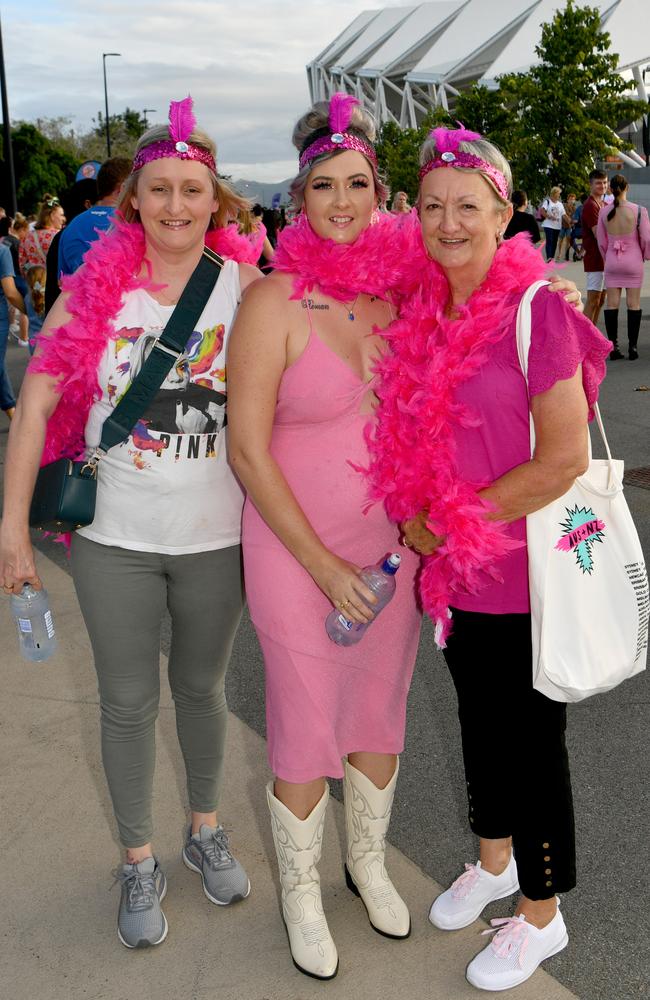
[419,123,510,201]
[132,96,216,173]
[298,92,377,170]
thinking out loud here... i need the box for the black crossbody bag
[29,247,224,532]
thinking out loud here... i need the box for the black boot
[627,309,642,360]
[604,309,624,359]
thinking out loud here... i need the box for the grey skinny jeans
[70,534,244,848]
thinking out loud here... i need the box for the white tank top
[77,259,244,554]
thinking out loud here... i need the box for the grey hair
[118,123,251,229]
[419,135,512,206]
[289,99,389,209]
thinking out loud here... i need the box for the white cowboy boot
[343,758,411,938]
[266,783,339,980]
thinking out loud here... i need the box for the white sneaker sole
[182,849,251,906]
[117,878,168,949]
[429,878,520,931]
[465,932,569,991]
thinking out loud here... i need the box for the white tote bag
[516,280,649,702]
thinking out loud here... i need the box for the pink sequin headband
[299,93,377,171]
[418,124,510,202]
[132,96,216,173]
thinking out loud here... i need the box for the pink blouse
[451,286,610,614]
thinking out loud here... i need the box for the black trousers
[443,608,576,900]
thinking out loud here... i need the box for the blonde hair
[118,123,251,230]
[25,265,46,317]
[36,195,61,229]
[550,186,562,199]
[419,135,512,207]
[289,99,389,209]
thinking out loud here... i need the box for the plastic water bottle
[10,585,57,662]
[325,553,401,646]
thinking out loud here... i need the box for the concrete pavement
[1,261,648,999]
[0,550,578,1000]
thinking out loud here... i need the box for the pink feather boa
[367,234,548,647]
[205,222,265,265]
[272,210,427,302]
[29,218,257,467]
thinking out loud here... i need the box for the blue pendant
[348,312,355,321]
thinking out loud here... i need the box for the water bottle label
[18,617,33,634]
[44,610,55,639]
[337,614,353,631]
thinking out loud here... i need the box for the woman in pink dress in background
[227,95,422,981]
[597,173,650,360]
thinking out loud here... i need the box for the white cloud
[3,0,409,181]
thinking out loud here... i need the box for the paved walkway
[0,549,578,1000]
[1,264,648,999]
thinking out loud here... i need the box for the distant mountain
[232,178,292,208]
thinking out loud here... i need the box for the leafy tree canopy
[377,1,641,206]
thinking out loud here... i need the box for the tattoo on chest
[301,298,329,310]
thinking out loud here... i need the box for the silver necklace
[343,293,361,321]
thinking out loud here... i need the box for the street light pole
[0,13,17,215]
[102,52,121,157]
[142,108,157,131]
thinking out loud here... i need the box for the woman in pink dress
[597,173,650,360]
[227,95,422,980]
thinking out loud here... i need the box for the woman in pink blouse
[597,173,650,360]
[368,126,611,992]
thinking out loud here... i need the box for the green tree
[484,1,639,203]
[378,1,640,207]
[1,123,78,213]
[377,109,452,202]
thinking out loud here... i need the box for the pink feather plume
[168,96,196,143]
[430,121,482,153]
[328,92,359,134]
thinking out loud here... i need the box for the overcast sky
[1,1,409,181]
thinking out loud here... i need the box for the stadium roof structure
[307,0,650,165]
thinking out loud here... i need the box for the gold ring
[339,599,350,609]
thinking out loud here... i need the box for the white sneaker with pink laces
[466,902,568,991]
[429,856,519,930]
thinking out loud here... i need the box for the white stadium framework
[307,0,650,170]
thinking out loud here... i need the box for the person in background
[19,195,65,273]
[1,215,30,346]
[597,172,650,360]
[503,190,541,244]
[250,203,275,265]
[44,179,98,315]
[23,265,46,354]
[0,238,26,421]
[58,158,131,277]
[570,196,585,261]
[556,193,576,261]
[391,190,411,213]
[581,169,608,326]
[539,186,564,261]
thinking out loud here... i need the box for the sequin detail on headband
[418,124,509,202]
[298,92,377,169]
[131,95,216,173]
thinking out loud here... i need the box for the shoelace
[451,862,481,899]
[202,827,234,870]
[482,914,529,968]
[111,866,157,911]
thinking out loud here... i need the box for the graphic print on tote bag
[555,504,606,574]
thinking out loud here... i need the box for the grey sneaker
[182,824,250,905]
[113,857,168,949]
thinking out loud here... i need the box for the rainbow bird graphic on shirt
[555,505,606,575]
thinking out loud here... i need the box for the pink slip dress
[242,307,422,784]
[597,200,650,288]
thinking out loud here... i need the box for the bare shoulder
[237,262,264,292]
[238,268,295,310]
